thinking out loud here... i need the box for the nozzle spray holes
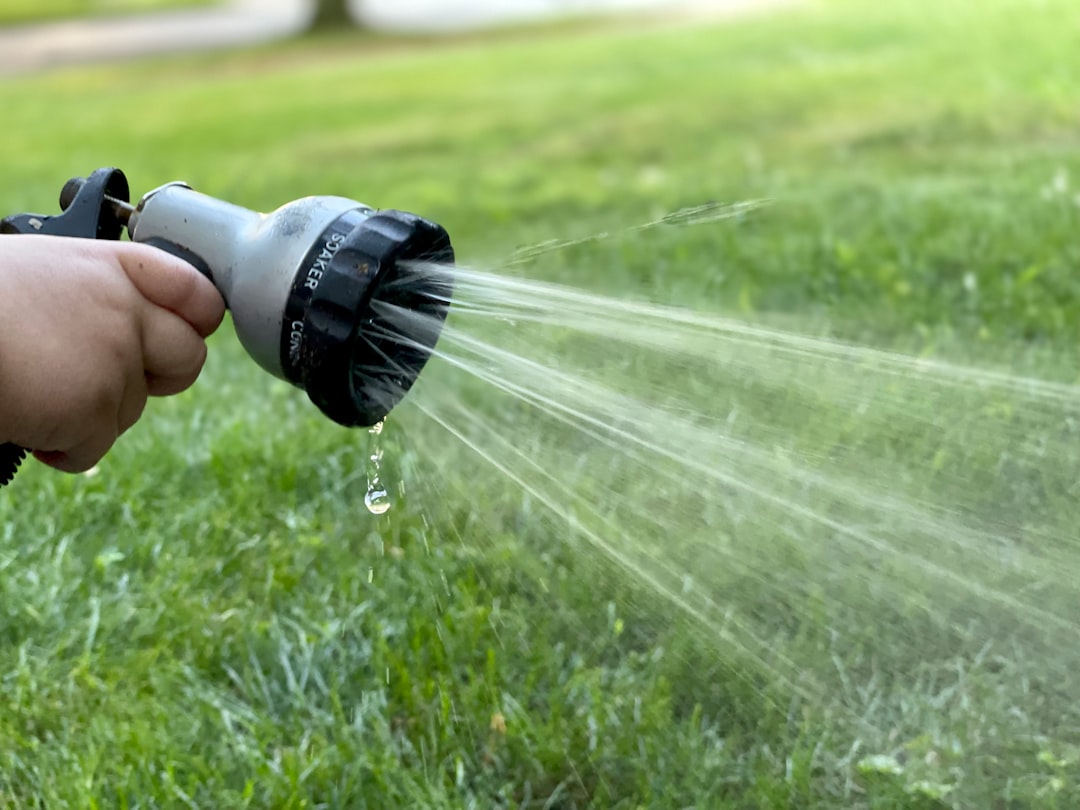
[365,420,391,515]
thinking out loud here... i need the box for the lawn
[2,0,1080,806]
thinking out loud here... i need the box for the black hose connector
[0,443,26,487]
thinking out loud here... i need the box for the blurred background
[0,0,763,73]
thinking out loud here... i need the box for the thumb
[113,241,225,338]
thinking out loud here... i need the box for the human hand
[0,235,225,473]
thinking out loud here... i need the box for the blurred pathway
[0,0,789,76]
[0,0,306,75]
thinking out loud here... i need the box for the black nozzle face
[280,210,454,428]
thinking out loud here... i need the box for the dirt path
[0,0,305,75]
[0,0,793,76]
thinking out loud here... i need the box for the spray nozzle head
[293,210,454,428]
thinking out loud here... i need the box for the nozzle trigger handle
[0,168,130,239]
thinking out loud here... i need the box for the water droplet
[365,486,391,515]
[365,420,392,515]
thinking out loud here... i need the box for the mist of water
[361,244,1080,759]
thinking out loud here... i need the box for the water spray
[0,167,455,485]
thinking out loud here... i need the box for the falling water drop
[365,420,392,515]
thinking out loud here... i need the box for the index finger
[114,242,226,338]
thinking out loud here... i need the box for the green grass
[3,1,1080,806]
[0,0,217,27]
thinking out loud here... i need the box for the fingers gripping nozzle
[0,168,456,486]
[0,168,136,485]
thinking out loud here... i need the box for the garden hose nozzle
[0,167,455,485]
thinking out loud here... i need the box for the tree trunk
[308,0,357,30]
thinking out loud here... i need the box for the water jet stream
[373,257,1080,752]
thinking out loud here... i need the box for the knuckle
[176,337,208,381]
[171,261,201,306]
